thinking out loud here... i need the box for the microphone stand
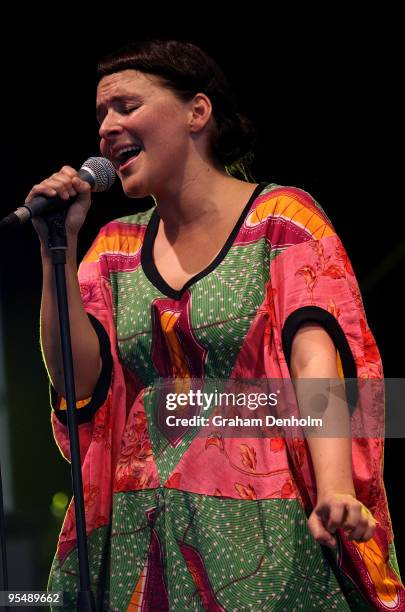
[0,464,9,612]
[44,209,96,611]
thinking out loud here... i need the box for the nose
[98,109,124,140]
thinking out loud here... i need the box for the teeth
[116,145,142,163]
[119,146,140,155]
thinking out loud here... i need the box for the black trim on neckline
[141,182,269,300]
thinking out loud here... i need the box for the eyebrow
[96,94,144,122]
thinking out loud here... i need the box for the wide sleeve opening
[50,312,113,425]
[281,307,359,411]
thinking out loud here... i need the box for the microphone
[0,157,116,232]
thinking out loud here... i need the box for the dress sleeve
[49,254,115,465]
[49,259,113,427]
[49,223,145,563]
[268,203,386,508]
[265,190,405,605]
[271,232,381,382]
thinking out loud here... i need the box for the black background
[0,10,403,590]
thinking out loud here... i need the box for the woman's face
[97,69,199,198]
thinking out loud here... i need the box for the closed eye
[96,98,143,124]
[121,105,141,115]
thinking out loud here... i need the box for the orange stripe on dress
[57,396,92,411]
[127,561,148,610]
[160,310,194,407]
[246,195,336,240]
[83,233,143,263]
[160,311,191,380]
[353,538,403,607]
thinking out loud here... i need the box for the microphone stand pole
[0,464,9,612]
[44,209,96,611]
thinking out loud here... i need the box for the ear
[188,93,213,133]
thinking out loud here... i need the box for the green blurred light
[50,491,69,518]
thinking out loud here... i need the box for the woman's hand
[26,166,92,244]
[308,491,377,548]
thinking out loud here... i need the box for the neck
[151,158,253,232]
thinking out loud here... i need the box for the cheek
[99,139,108,156]
[145,108,188,146]
[152,129,189,158]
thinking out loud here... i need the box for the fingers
[25,166,90,204]
[345,505,377,542]
[72,175,91,193]
[308,511,336,548]
[340,502,361,537]
[321,499,346,535]
[311,494,377,548]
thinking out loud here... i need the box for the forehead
[96,69,163,103]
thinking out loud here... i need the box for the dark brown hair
[96,39,259,181]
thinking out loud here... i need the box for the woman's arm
[39,238,102,400]
[28,167,102,400]
[290,322,377,548]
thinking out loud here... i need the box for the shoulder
[82,206,155,264]
[249,183,337,249]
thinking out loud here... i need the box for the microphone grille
[80,157,116,192]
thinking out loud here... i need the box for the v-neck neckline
[141,182,269,300]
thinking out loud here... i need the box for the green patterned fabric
[48,183,402,610]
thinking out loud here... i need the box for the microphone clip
[44,208,69,263]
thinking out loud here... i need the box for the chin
[121,177,148,199]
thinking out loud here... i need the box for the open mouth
[117,146,143,171]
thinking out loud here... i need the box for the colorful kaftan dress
[48,182,404,610]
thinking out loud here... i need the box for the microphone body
[0,157,116,232]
